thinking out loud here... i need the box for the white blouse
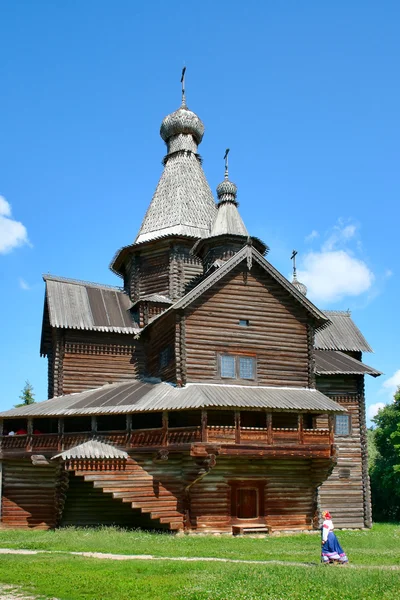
[322,519,334,542]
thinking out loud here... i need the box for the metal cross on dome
[291,250,298,279]
[224,148,230,179]
[181,67,186,105]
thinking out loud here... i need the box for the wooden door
[237,487,259,519]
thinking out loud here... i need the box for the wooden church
[0,74,381,533]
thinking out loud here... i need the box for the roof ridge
[43,274,124,292]
[323,310,352,316]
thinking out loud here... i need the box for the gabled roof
[52,440,128,461]
[314,350,381,377]
[135,151,217,244]
[42,275,138,335]
[0,380,345,418]
[170,244,329,326]
[315,310,373,352]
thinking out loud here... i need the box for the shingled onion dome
[192,150,268,271]
[133,71,217,245]
[292,275,308,296]
[160,94,205,156]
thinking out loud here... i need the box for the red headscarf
[322,511,332,519]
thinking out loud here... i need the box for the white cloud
[297,250,374,303]
[385,268,393,278]
[305,230,319,243]
[19,278,30,290]
[382,369,400,400]
[322,222,356,252]
[296,220,374,303]
[368,402,386,421]
[0,196,29,254]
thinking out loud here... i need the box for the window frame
[335,414,351,436]
[218,353,257,382]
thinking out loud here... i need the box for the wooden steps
[232,525,270,536]
[72,457,184,531]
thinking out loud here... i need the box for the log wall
[186,456,331,533]
[144,313,177,381]
[1,460,61,529]
[317,375,369,528]
[58,331,144,395]
[184,264,311,387]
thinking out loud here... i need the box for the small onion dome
[216,178,238,204]
[292,276,308,296]
[160,105,205,145]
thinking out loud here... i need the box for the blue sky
[0,1,398,421]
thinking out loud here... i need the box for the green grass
[0,525,398,599]
[0,523,398,565]
[0,554,398,600]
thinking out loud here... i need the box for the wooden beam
[201,410,208,443]
[266,413,272,445]
[162,411,168,446]
[298,414,304,444]
[235,411,241,444]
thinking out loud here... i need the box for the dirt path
[0,583,58,600]
[0,548,398,571]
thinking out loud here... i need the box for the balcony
[0,413,334,460]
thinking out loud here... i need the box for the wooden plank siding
[184,264,311,387]
[317,375,368,528]
[58,332,144,395]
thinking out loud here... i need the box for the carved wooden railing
[0,426,332,452]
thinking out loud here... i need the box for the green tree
[14,380,35,408]
[370,388,400,521]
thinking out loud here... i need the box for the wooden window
[219,354,256,381]
[239,357,254,379]
[335,414,351,436]
[239,319,249,327]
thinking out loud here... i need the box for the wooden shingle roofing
[315,310,373,352]
[315,350,381,377]
[43,275,138,334]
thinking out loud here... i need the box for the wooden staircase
[69,457,184,530]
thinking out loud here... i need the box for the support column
[201,410,208,443]
[235,411,241,444]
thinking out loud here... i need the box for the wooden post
[58,418,64,451]
[91,416,97,436]
[201,410,208,443]
[298,414,304,444]
[27,418,33,452]
[235,411,241,444]
[328,415,335,445]
[0,419,3,452]
[162,411,168,446]
[267,413,272,445]
[126,414,132,449]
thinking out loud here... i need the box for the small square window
[239,357,255,379]
[221,355,235,378]
[239,319,249,327]
[335,414,350,436]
